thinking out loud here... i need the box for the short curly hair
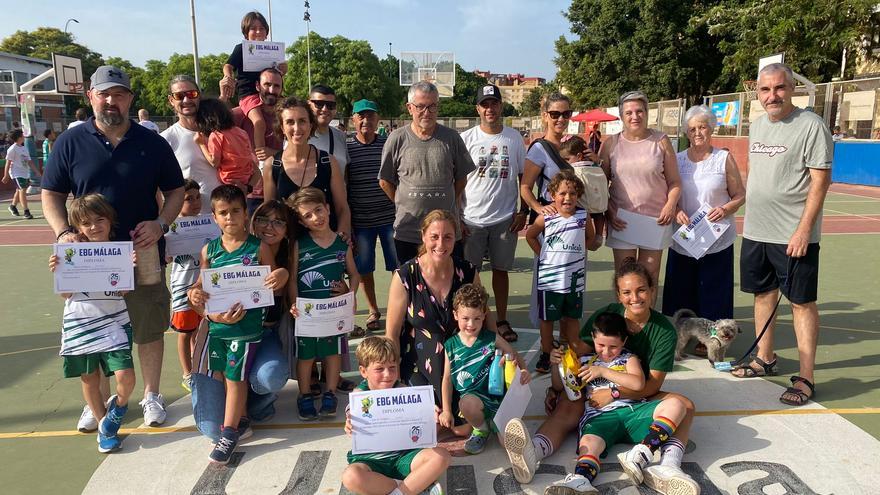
[547,169,585,199]
[452,283,488,313]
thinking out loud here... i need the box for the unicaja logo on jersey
[546,234,563,249]
[300,271,326,288]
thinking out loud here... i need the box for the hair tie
[560,134,574,143]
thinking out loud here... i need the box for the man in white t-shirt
[138,108,160,133]
[460,84,528,342]
[308,84,350,174]
[68,108,88,129]
[160,75,221,212]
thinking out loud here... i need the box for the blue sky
[6,0,572,80]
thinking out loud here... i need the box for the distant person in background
[588,123,602,154]
[68,108,88,129]
[42,128,56,165]
[872,128,880,140]
[138,109,160,132]
[831,125,845,142]
[3,129,41,219]
[308,85,350,174]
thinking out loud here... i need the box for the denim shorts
[353,224,398,274]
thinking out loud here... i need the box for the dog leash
[732,256,800,367]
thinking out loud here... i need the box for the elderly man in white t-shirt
[160,75,221,211]
[460,84,528,343]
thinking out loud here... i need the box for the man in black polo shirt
[42,65,185,430]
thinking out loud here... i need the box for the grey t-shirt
[744,108,832,244]
[379,124,476,243]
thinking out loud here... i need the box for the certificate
[164,214,221,257]
[493,368,532,442]
[242,40,286,72]
[53,242,134,293]
[673,204,730,260]
[295,293,354,337]
[350,385,437,455]
[609,208,674,250]
[202,265,274,314]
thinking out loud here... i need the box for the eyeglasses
[310,100,337,110]
[253,216,286,229]
[169,90,200,101]
[547,110,573,120]
[410,103,438,114]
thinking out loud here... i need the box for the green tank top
[206,234,264,339]
[296,233,348,299]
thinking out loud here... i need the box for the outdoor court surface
[1,183,878,494]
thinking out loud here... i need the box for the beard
[97,109,126,126]
[261,91,278,106]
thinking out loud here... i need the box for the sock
[660,437,685,467]
[641,416,677,452]
[574,454,600,481]
[533,434,554,461]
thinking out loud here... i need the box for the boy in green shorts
[342,336,449,495]
[195,185,289,464]
[288,187,360,420]
[440,284,530,454]
[49,194,136,453]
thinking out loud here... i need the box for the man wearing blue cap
[346,99,397,336]
[42,65,185,432]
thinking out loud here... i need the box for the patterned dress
[397,256,476,403]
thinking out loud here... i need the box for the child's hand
[188,287,209,308]
[1,175,8,184]
[344,409,353,435]
[131,250,138,267]
[193,132,207,145]
[290,299,300,318]
[211,302,245,324]
[676,210,690,226]
[264,268,288,291]
[549,348,564,365]
[580,365,605,383]
[330,279,350,296]
[48,254,59,272]
[438,410,454,429]
[165,255,173,264]
[519,368,532,385]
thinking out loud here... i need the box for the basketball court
[1,182,879,494]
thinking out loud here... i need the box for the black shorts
[740,238,820,304]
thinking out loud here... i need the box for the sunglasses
[547,110,573,120]
[253,216,286,229]
[169,90,200,101]
[310,100,337,110]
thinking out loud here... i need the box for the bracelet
[56,227,76,241]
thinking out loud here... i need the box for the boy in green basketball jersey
[342,336,449,495]
[288,187,360,420]
[194,185,289,464]
[441,284,530,454]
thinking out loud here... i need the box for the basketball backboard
[53,53,84,95]
[399,51,455,98]
[758,53,785,74]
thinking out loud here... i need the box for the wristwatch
[610,385,621,400]
[156,218,170,234]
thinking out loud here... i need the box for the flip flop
[497,320,518,343]
[365,311,381,331]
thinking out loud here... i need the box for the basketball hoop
[743,80,758,101]
[66,82,85,95]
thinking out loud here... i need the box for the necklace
[624,308,649,331]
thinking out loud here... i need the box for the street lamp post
[64,18,79,34]
[304,1,312,90]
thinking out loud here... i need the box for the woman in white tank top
[661,105,745,322]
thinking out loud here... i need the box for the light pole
[304,1,312,90]
[189,0,201,86]
[64,18,79,34]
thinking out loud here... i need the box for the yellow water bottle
[504,353,516,389]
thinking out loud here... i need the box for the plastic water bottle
[488,349,505,396]
[504,353,517,389]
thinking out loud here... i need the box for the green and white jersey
[60,291,132,356]
[170,253,201,312]
[296,233,347,299]
[205,234,264,340]
[537,208,587,293]
[445,328,496,396]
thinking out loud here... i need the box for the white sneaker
[503,418,538,484]
[617,443,653,485]
[642,464,701,495]
[544,473,598,495]
[77,404,98,433]
[139,392,167,426]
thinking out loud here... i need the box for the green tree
[0,27,105,79]
[129,53,228,116]
[519,82,559,116]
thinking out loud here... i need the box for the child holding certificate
[342,336,449,495]
[193,185,288,464]
[48,194,136,454]
[440,284,530,454]
[526,170,595,373]
[169,180,205,392]
[288,187,360,421]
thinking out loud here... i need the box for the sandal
[731,355,778,378]
[497,320,518,343]
[780,376,815,406]
[350,325,367,338]
[336,378,356,393]
[365,311,381,332]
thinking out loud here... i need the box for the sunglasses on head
[169,90,200,101]
[547,110,573,120]
[310,100,337,110]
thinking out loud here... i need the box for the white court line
[823,207,880,223]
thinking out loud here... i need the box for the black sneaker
[237,417,253,441]
[209,426,239,465]
[8,205,19,216]
[319,391,338,417]
[23,209,33,220]
[535,352,551,374]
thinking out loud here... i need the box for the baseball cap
[90,66,131,92]
[475,84,502,104]
[352,99,379,114]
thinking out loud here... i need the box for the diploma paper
[295,293,354,337]
[54,242,134,293]
[164,214,221,257]
[242,40,286,72]
[493,369,533,443]
[673,204,731,259]
[350,385,437,455]
[609,208,674,250]
[202,265,274,314]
